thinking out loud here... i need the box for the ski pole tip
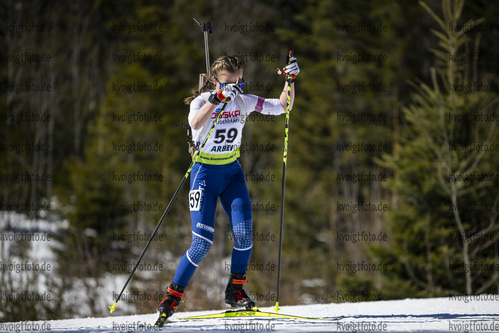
[109,302,117,313]
[274,301,281,313]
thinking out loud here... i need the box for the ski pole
[109,101,230,314]
[274,50,294,313]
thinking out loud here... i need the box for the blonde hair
[184,55,243,105]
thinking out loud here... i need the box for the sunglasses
[214,76,244,90]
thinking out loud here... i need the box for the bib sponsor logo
[211,110,241,119]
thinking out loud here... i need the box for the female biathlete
[157,54,299,320]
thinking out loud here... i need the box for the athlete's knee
[186,233,213,266]
[232,219,253,250]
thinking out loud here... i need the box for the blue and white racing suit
[172,92,285,287]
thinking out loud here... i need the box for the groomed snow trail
[1,296,498,332]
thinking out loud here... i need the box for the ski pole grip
[276,50,295,77]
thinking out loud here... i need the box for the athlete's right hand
[209,83,242,105]
[220,83,242,103]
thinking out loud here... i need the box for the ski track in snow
[1,297,498,332]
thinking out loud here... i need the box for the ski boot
[225,272,256,310]
[155,282,185,327]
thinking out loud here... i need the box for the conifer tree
[376,0,499,297]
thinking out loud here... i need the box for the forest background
[1,0,498,322]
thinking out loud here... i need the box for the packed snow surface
[1,296,498,332]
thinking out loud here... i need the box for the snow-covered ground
[2,212,498,332]
[1,297,498,332]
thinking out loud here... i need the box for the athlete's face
[213,70,243,90]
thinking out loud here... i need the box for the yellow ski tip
[274,302,280,313]
[109,302,117,313]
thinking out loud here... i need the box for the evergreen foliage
[376,0,499,297]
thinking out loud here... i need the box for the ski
[154,308,344,327]
[177,308,344,321]
[154,312,169,327]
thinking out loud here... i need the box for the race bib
[189,189,203,211]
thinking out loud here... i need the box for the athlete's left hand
[284,57,299,79]
[277,57,299,80]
